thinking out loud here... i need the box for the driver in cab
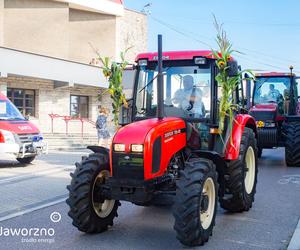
[172,75,206,118]
[268,84,280,101]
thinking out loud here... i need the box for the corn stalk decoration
[99,50,129,127]
[211,17,254,137]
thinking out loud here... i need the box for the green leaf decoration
[98,49,131,126]
[211,15,254,140]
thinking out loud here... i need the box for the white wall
[0,47,107,88]
[0,0,3,46]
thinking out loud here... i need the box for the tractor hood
[0,120,40,134]
[113,117,186,153]
[250,103,277,112]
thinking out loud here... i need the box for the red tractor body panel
[225,114,257,160]
[250,103,277,112]
[111,117,186,180]
[136,50,235,62]
[255,72,293,77]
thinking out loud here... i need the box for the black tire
[284,122,300,167]
[173,159,218,246]
[16,156,35,164]
[220,127,258,212]
[66,153,120,233]
[257,147,262,158]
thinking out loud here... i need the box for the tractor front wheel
[220,127,258,212]
[66,153,120,233]
[284,122,300,167]
[173,159,218,246]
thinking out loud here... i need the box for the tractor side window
[122,68,136,100]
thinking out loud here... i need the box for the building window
[7,88,35,117]
[70,95,89,118]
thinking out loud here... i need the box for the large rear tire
[173,159,218,246]
[220,127,258,212]
[66,153,120,233]
[284,122,300,167]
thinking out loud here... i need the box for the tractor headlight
[265,122,276,128]
[131,144,143,153]
[194,57,207,65]
[138,59,148,66]
[114,144,126,152]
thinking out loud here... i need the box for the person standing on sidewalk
[96,107,110,148]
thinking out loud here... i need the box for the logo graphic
[50,212,61,223]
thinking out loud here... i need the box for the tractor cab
[120,50,244,152]
[250,70,300,165]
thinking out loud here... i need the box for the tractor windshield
[135,62,212,120]
[253,77,291,105]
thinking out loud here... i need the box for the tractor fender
[87,146,110,162]
[224,114,257,160]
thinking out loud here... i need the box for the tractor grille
[112,153,144,180]
[16,133,39,144]
[250,111,276,121]
[257,128,278,147]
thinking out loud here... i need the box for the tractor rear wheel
[220,127,258,212]
[173,159,218,246]
[66,153,120,233]
[284,122,300,167]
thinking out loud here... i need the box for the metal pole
[289,65,294,115]
[157,34,164,119]
[245,73,251,110]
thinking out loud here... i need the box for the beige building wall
[0,0,3,46]
[0,76,113,134]
[3,0,70,59]
[116,9,147,62]
[0,0,147,135]
[68,9,117,64]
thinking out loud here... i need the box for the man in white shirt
[267,84,280,101]
[172,75,206,118]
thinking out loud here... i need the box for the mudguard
[224,114,257,160]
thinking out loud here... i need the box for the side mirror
[227,61,239,77]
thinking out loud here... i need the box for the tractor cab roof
[255,72,295,77]
[135,50,235,62]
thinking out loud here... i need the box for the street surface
[0,148,299,250]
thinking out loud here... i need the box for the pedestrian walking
[96,107,110,148]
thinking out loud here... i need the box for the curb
[288,218,300,250]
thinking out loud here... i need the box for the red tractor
[249,69,300,166]
[67,36,258,246]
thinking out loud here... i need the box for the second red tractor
[249,69,300,166]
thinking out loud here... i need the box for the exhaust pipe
[157,34,164,119]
